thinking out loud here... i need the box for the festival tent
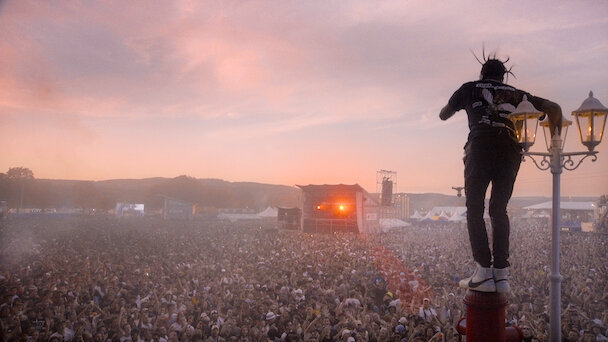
[410,210,423,220]
[523,201,594,211]
[438,211,450,220]
[421,207,467,222]
[420,211,434,222]
[257,206,278,218]
[428,207,467,218]
[522,201,595,221]
[423,206,492,221]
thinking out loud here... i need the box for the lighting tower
[376,170,397,206]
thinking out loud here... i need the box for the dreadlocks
[471,46,515,82]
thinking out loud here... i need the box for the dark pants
[464,135,521,269]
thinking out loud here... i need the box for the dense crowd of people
[0,216,606,342]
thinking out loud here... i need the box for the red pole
[456,291,522,342]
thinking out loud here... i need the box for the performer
[439,52,562,293]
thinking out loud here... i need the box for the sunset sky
[1,1,607,197]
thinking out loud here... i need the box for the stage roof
[296,184,366,192]
[296,184,379,205]
[523,201,595,211]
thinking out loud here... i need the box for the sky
[1,0,607,197]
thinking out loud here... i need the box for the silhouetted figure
[452,186,464,197]
[439,52,562,292]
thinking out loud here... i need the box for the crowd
[0,216,606,342]
[378,220,608,341]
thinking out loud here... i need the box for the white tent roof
[422,207,493,221]
[420,211,434,221]
[411,210,423,219]
[523,201,594,211]
[257,206,278,217]
[428,206,467,217]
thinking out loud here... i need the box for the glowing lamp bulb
[316,205,321,210]
[339,205,344,211]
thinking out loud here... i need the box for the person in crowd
[418,298,437,323]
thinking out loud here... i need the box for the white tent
[438,211,450,220]
[411,210,423,220]
[523,201,594,211]
[428,206,467,218]
[420,211,434,221]
[424,206,491,221]
[257,206,278,218]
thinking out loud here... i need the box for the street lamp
[509,91,607,342]
[540,117,571,151]
[572,91,608,151]
[508,95,544,152]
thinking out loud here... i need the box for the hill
[0,176,300,211]
[1,175,598,213]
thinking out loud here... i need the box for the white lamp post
[509,91,606,342]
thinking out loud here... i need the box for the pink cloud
[0,1,606,195]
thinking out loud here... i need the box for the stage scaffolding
[376,170,410,221]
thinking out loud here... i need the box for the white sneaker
[459,264,496,292]
[494,267,510,293]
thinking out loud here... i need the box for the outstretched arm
[439,104,457,121]
[529,96,563,136]
[539,100,563,136]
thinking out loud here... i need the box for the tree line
[0,168,299,212]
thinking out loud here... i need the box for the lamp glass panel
[509,112,541,149]
[512,115,524,143]
[540,120,570,150]
[593,111,607,142]
[542,124,551,151]
[524,115,539,145]
[562,125,569,150]
[576,112,592,143]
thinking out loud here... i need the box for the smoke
[0,217,77,266]
[0,223,41,265]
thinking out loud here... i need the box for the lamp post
[509,91,607,342]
